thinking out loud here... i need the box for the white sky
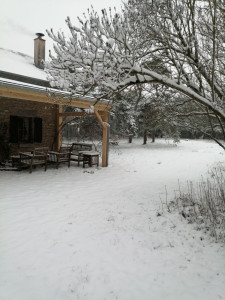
[0,0,123,57]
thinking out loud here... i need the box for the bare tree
[45,0,225,148]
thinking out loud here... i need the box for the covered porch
[0,73,111,167]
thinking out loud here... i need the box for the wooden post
[94,109,109,167]
[56,105,63,151]
[102,111,109,167]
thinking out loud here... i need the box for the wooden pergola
[0,73,111,167]
[57,102,111,167]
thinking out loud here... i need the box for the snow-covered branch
[45,0,225,143]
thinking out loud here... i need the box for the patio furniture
[70,142,93,166]
[11,155,20,167]
[123,134,133,143]
[82,151,99,168]
[19,152,48,173]
[48,146,71,169]
[34,147,49,155]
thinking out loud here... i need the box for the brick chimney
[34,33,45,69]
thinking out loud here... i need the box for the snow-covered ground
[0,139,225,300]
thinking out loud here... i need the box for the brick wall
[0,97,58,161]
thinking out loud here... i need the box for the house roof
[0,47,46,80]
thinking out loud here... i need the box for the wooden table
[82,151,99,168]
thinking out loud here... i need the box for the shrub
[174,165,225,243]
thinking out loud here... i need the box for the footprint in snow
[83,170,95,174]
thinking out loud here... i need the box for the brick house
[0,34,110,166]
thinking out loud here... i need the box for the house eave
[0,77,112,110]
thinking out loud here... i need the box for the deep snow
[0,139,225,300]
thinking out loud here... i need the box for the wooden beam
[59,110,107,117]
[0,85,111,110]
[102,125,109,167]
[94,109,107,129]
[56,105,63,151]
[103,110,109,123]
[59,112,92,117]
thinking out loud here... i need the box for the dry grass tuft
[172,164,225,242]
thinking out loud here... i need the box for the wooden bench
[70,142,93,166]
[48,146,71,169]
[19,152,48,173]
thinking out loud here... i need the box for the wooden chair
[48,146,71,169]
[19,152,47,173]
[109,135,119,145]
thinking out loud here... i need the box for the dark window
[10,116,42,143]
[34,117,42,143]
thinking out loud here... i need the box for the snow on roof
[0,47,47,80]
[0,47,111,106]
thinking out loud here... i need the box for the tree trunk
[143,130,147,144]
[152,132,155,143]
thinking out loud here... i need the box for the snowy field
[0,138,225,300]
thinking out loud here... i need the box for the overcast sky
[0,0,123,56]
